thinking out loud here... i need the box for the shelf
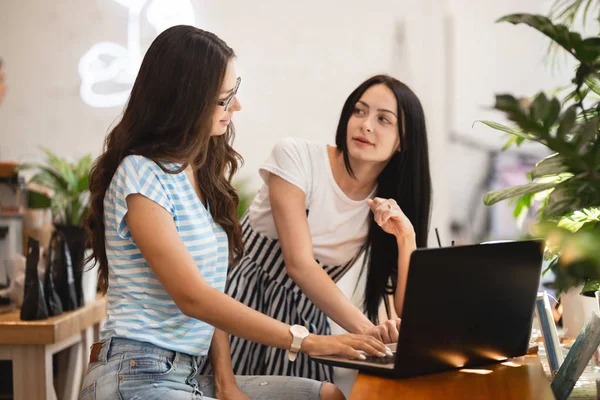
[0,176,24,185]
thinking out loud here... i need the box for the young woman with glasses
[80,25,388,400]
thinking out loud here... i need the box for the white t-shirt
[248,137,375,266]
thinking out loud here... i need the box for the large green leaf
[544,97,562,129]
[498,13,600,64]
[28,167,70,194]
[559,216,600,233]
[544,179,600,218]
[473,120,533,139]
[594,137,600,166]
[498,14,580,56]
[484,181,559,206]
[77,174,89,193]
[75,154,93,180]
[20,149,93,225]
[494,94,546,135]
[19,162,66,187]
[577,37,600,63]
[40,148,79,193]
[585,77,600,96]
[574,116,599,151]
[544,197,577,218]
[575,63,596,86]
[576,106,600,123]
[530,93,550,123]
[512,192,534,218]
[556,105,579,141]
[502,135,527,150]
[56,163,77,193]
[41,148,64,172]
[582,279,600,296]
[530,154,569,178]
[562,86,590,105]
[67,200,83,226]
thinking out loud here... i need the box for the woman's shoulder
[116,155,181,179]
[272,137,323,158]
[110,155,181,195]
[117,154,162,171]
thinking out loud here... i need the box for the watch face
[291,325,309,337]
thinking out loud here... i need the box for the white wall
[1,0,592,244]
[445,0,594,240]
[0,0,450,245]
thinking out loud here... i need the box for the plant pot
[561,285,598,339]
[53,223,86,308]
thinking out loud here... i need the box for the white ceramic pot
[561,285,598,338]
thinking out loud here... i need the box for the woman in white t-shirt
[206,75,432,381]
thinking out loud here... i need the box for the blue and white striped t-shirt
[101,155,229,356]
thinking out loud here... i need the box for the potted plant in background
[234,177,255,219]
[19,149,93,307]
[477,3,600,339]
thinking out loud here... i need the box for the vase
[53,224,86,308]
[561,285,598,339]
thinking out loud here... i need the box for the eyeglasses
[216,77,241,111]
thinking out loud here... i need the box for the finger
[387,322,399,343]
[396,318,402,330]
[380,208,404,226]
[366,198,376,212]
[377,324,392,344]
[385,320,399,341]
[374,210,383,226]
[374,201,394,222]
[373,197,386,206]
[379,209,394,225]
[350,338,387,357]
[367,328,384,343]
[360,335,388,353]
[340,344,366,360]
[368,198,388,214]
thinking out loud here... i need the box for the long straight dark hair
[85,26,244,293]
[335,75,432,323]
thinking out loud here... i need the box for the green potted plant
[480,0,600,310]
[476,7,600,390]
[475,2,600,345]
[477,8,600,296]
[234,177,255,220]
[19,148,93,306]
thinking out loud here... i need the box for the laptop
[311,240,544,378]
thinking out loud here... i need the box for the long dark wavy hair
[85,26,244,293]
[335,75,432,323]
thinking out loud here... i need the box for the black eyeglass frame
[216,77,241,111]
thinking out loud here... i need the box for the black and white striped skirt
[199,212,356,382]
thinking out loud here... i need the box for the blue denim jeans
[79,337,324,400]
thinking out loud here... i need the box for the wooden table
[0,296,107,400]
[350,354,555,400]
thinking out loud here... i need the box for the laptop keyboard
[362,354,395,364]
